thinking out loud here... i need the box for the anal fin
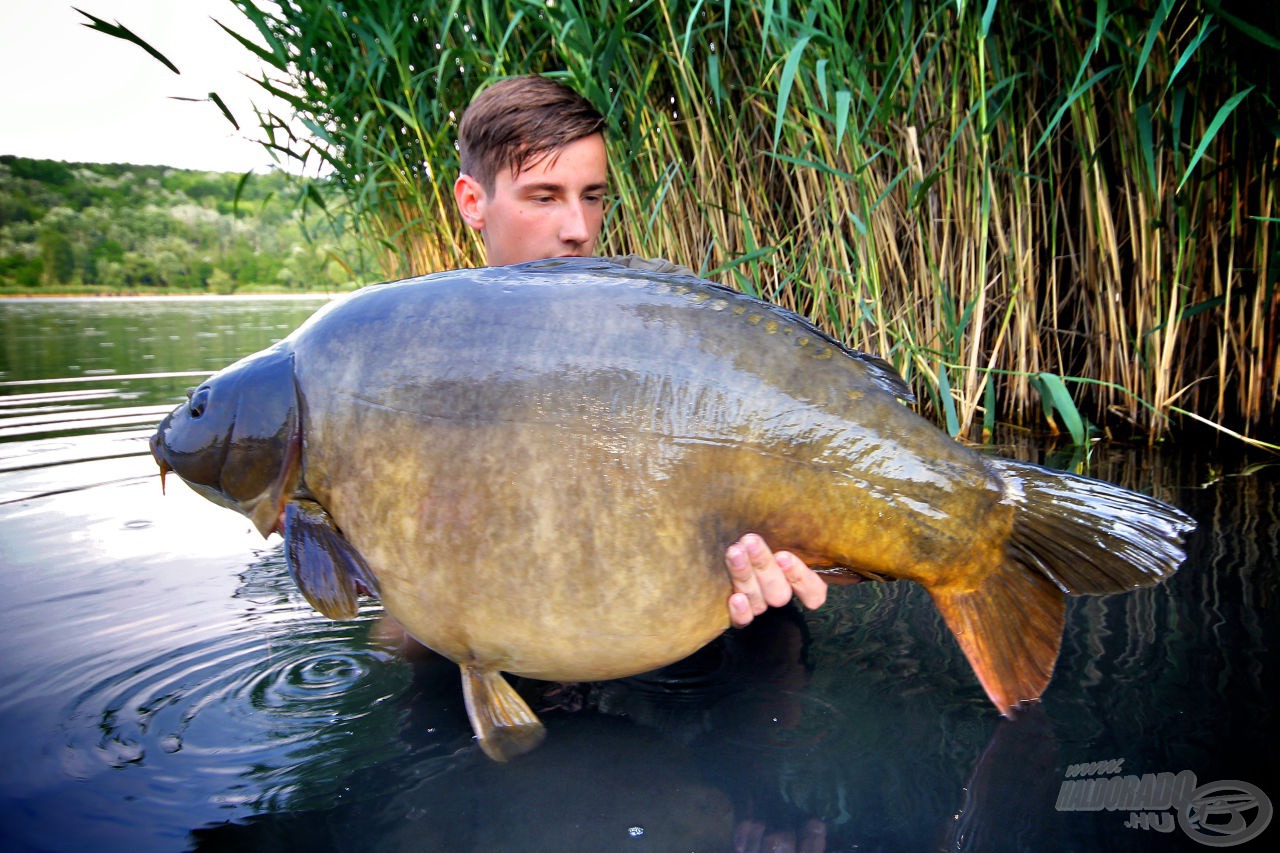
[460,664,546,761]
[928,563,1066,715]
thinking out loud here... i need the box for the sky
[1,1,304,173]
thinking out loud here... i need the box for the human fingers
[726,541,767,621]
[798,818,826,853]
[728,591,756,628]
[733,819,765,853]
[776,551,828,610]
[741,533,793,608]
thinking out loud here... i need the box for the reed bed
[112,0,1279,443]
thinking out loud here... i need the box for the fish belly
[308,413,743,681]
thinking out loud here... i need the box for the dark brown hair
[457,76,606,192]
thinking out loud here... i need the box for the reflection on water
[1,297,1276,852]
[0,296,320,386]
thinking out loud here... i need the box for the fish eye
[188,387,210,419]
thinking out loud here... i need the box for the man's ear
[453,174,487,230]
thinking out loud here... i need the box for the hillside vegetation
[0,155,368,294]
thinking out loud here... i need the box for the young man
[453,75,828,628]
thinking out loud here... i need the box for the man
[452,75,828,627]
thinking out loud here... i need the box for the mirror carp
[150,259,1195,761]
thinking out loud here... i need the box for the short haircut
[457,75,606,193]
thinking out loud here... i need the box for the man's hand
[725,533,828,628]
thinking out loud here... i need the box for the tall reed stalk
[95,0,1280,443]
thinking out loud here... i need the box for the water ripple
[57,603,408,796]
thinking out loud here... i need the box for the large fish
[150,259,1194,760]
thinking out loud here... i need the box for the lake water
[0,296,1275,852]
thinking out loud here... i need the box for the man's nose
[559,200,590,244]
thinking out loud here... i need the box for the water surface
[1,296,1275,851]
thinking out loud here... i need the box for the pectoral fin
[459,664,546,761]
[283,499,379,620]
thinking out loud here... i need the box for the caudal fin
[987,456,1195,596]
[929,565,1066,714]
[932,457,1194,715]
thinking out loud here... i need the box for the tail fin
[930,457,1194,715]
[929,565,1066,714]
[987,457,1195,595]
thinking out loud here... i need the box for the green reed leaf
[774,35,812,149]
[835,90,851,148]
[207,92,240,130]
[1033,372,1088,445]
[75,7,180,74]
[1203,0,1280,50]
[937,362,960,437]
[1131,0,1173,93]
[1167,17,1217,92]
[983,373,996,439]
[980,0,999,38]
[1033,65,1119,155]
[1178,87,1254,191]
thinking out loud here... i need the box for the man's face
[455,133,608,266]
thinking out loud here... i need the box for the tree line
[0,155,369,293]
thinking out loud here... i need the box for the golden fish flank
[149,258,1194,761]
